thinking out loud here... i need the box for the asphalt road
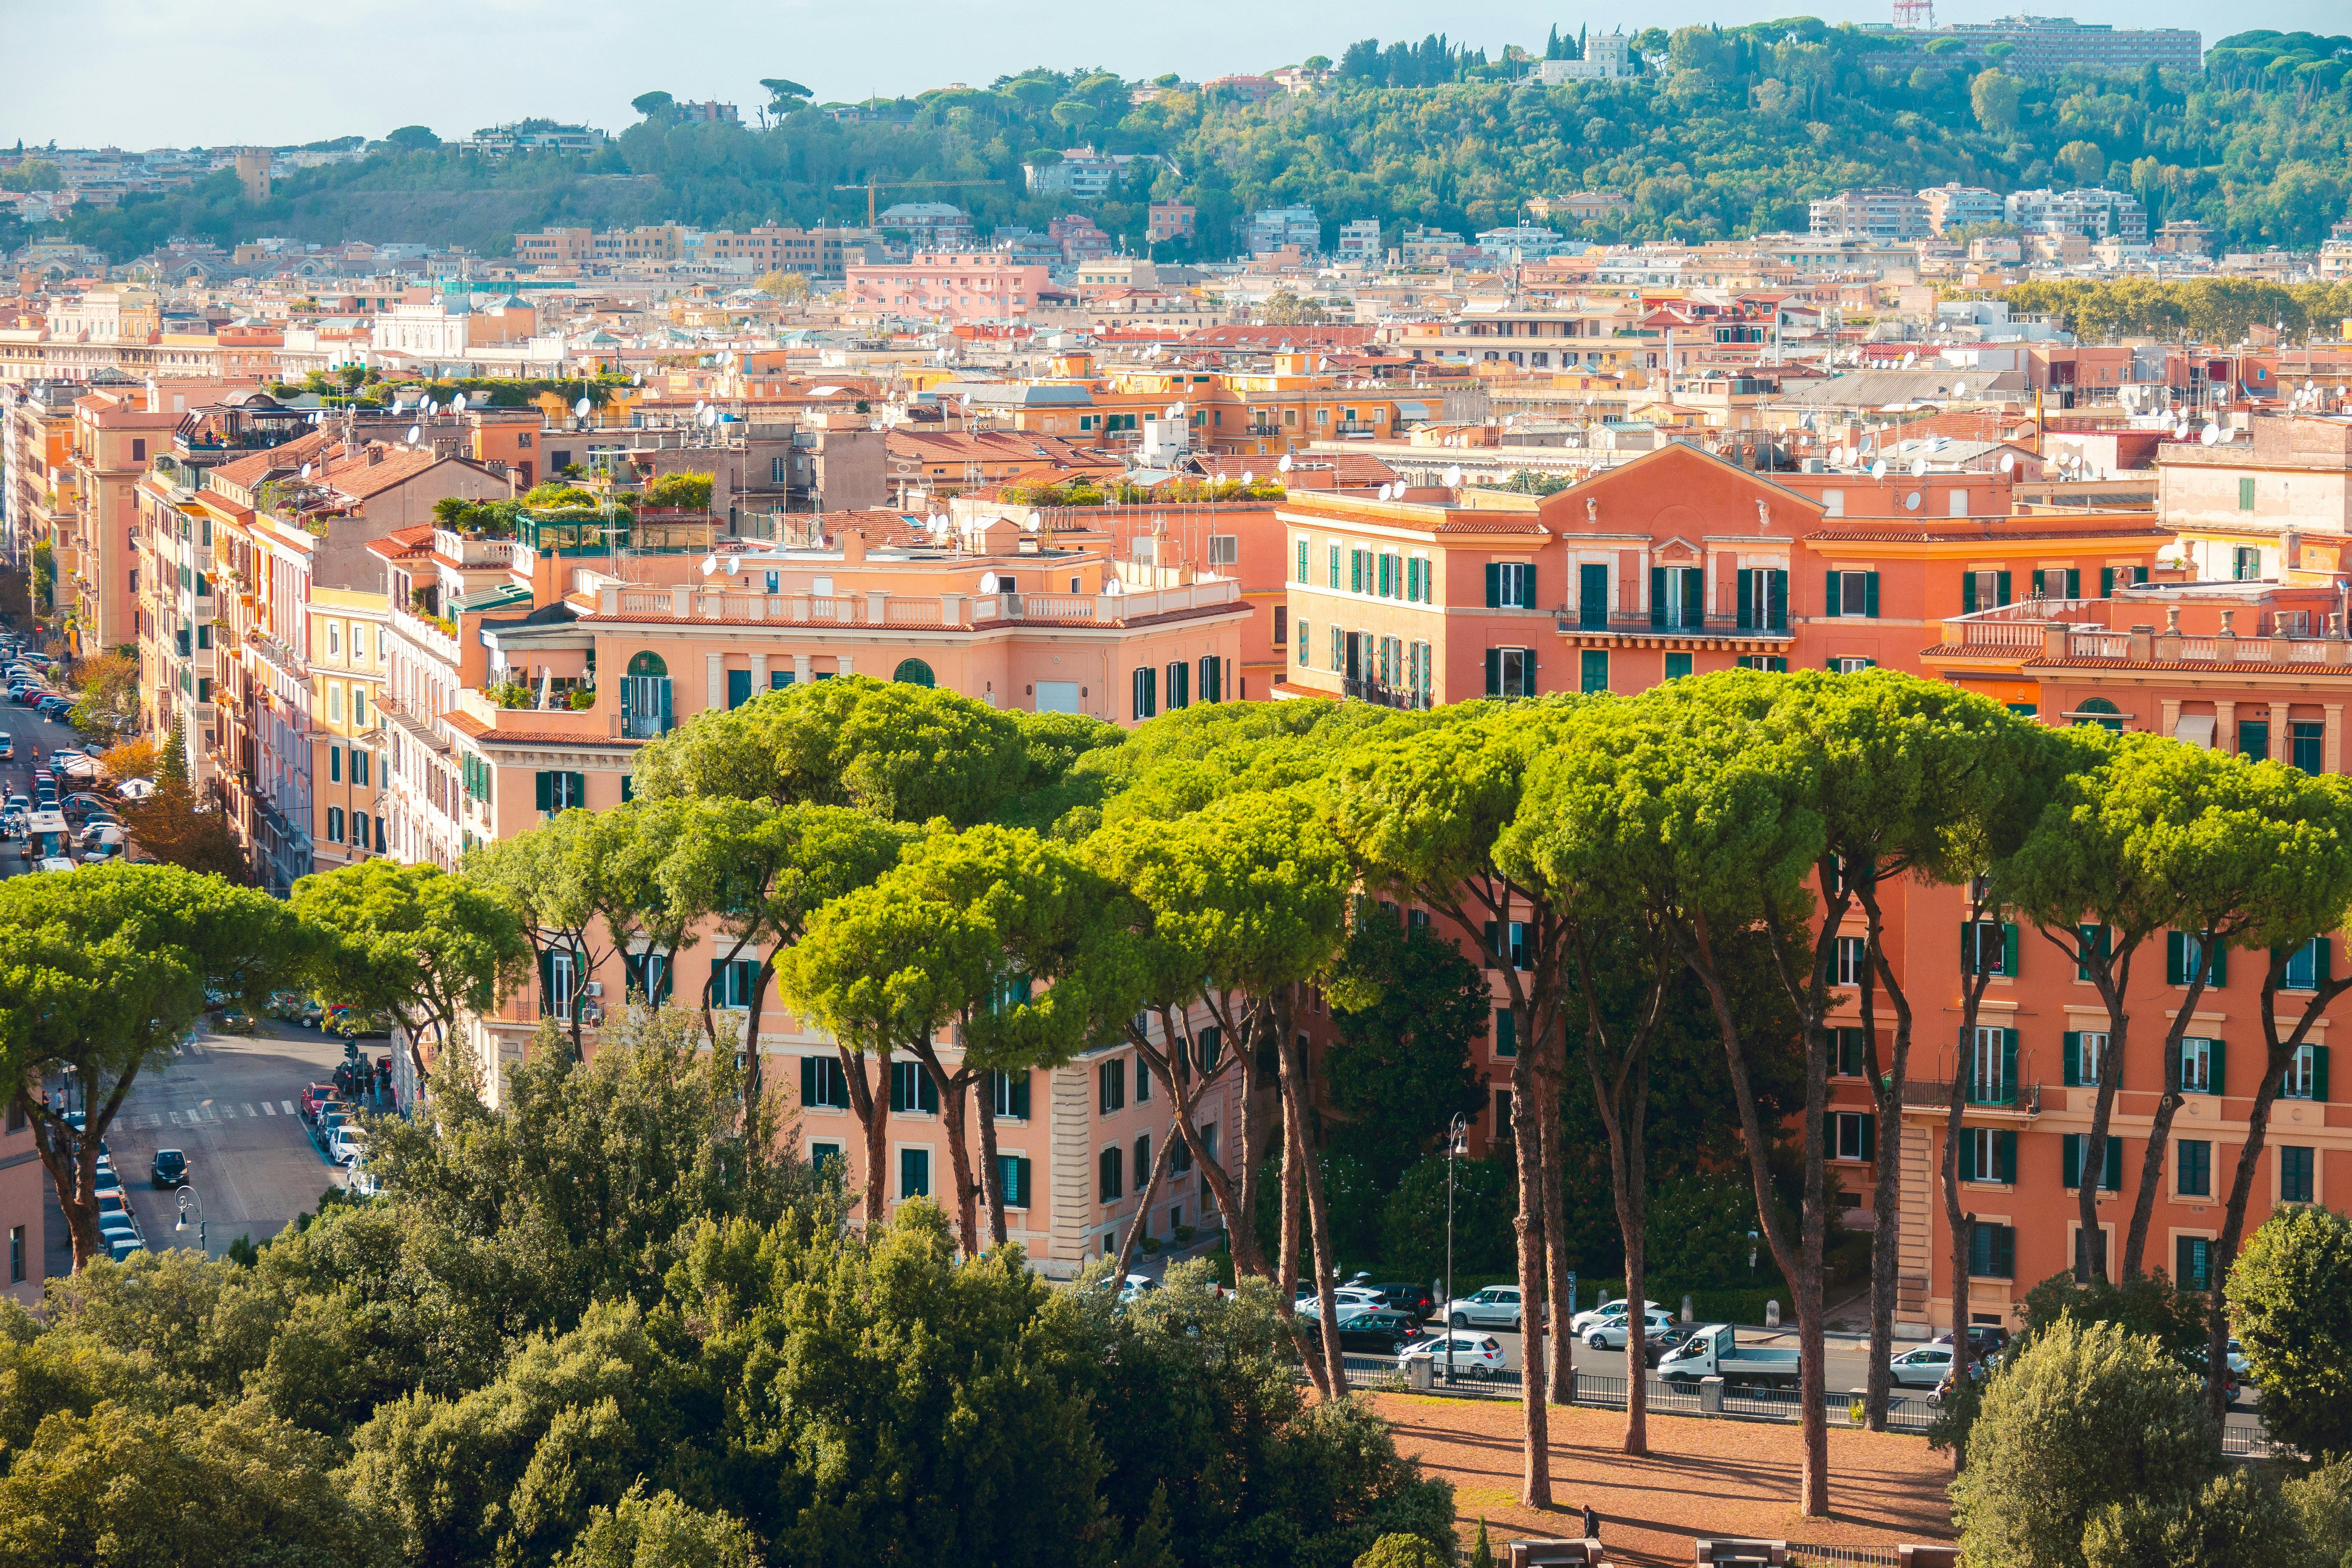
[0,693,103,875]
[46,1019,365,1275]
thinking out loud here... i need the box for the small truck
[1657,1323,1804,1388]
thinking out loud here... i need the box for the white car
[1890,1344,1954,1387]
[34,856,76,874]
[1442,1283,1533,1330]
[328,1127,369,1167]
[1398,1332,1509,1379]
[116,778,158,801]
[1296,1285,1387,1318]
[1571,1298,1664,1335]
[1583,1308,1678,1350]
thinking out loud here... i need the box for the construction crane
[833,176,1005,228]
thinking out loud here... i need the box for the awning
[2174,715,2215,749]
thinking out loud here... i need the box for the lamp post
[172,1184,205,1258]
[1445,1112,1467,1386]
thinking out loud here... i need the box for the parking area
[50,1018,372,1274]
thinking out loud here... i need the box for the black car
[1364,1281,1437,1318]
[1640,1324,1700,1367]
[1930,1325,2010,1358]
[1335,1309,1424,1354]
[151,1148,187,1189]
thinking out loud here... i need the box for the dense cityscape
[5,9,2352,1567]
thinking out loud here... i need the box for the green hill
[37,24,2352,263]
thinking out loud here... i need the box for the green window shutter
[2030,569,2046,597]
[1994,1226,2015,1278]
[1822,1112,1837,1156]
[2003,1030,2018,1097]
[2133,566,2148,585]
[1825,570,1843,618]
[2064,1032,2082,1087]
[1737,568,1754,629]
[1296,539,1308,582]
[2103,1135,2122,1191]
[2064,1134,2081,1190]
[534,771,552,812]
[2066,568,2081,598]
[1482,562,1498,606]
[2240,476,2256,510]
[1495,1008,1517,1057]
[1485,649,1501,697]
[1859,1113,1875,1164]
[1863,572,1880,616]
[2212,944,2227,988]
[2317,1044,2331,1103]
[1997,1130,2017,1184]
[1959,1131,1978,1182]
[1768,572,1787,629]
[800,1055,818,1105]
[1995,570,2012,606]
[2210,1038,2226,1097]
[1683,567,1702,622]
[568,772,585,807]
[538,949,557,1010]
[2002,922,2019,977]
[1961,573,1976,614]
[1650,567,1666,628]
[2101,566,2116,598]
[2166,931,2186,986]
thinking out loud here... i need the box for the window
[1328,544,1341,589]
[2075,1228,2109,1277]
[326,806,345,843]
[2178,1138,2212,1198]
[544,950,576,1023]
[1131,666,1157,720]
[1273,606,1288,647]
[1132,1133,1152,1190]
[800,1054,850,1109]
[1737,655,1789,672]
[352,686,368,726]
[2239,477,2257,511]
[1483,920,1531,971]
[1296,538,1310,583]
[1969,1224,2016,1279]
[327,683,343,723]
[1962,920,2018,977]
[1493,1007,1517,1058]
[2177,1235,2212,1291]
[329,745,343,784]
[991,1069,1032,1119]
[2240,720,2270,761]
[1165,661,1189,710]
[2063,1133,2123,1192]
[2030,567,2082,600]
[1135,1056,1152,1102]
[2292,722,2324,775]
[1836,935,1867,986]
[726,668,753,708]
[890,1061,940,1115]
[1829,1111,1875,1162]
[1960,1127,2016,1184]
[622,651,672,739]
[2178,1037,2220,1095]
[1960,570,2011,613]
[1098,1146,1124,1201]
[2282,1043,2328,1101]
[2099,566,2150,597]
[1825,569,1879,618]
[1664,652,1693,680]
[998,1155,1032,1208]
[1486,562,1536,609]
[2280,1145,2315,1204]
[1735,568,1788,631]
[900,1147,931,1199]
[1578,562,1609,629]
[2166,931,2228,988]
[1493,1087,1513,1134]
[2064,1031,2110,1087]
[2234,546,2261,581]
[6,1225,21,1285]
[534,771,586,813]
[1834,1027,1868,1077]
[1968,1024,2016,1106]
[1099,1057,1126,1114]
[2285,937,2331,992]
[1651,565,1703,629]
[712,958,760,1008]
[1579,649,1608,694]
[1486,647,1536,698]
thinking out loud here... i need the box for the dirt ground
[1371,1392,1957,1567]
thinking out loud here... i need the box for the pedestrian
[1582,1503,1599,1542]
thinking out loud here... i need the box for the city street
[44,1020,360,1277]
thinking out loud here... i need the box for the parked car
[1639,1324,1701,1368]
[1889,1344,1955,1388]
[1364,1281,1436,1318]
[116,777,158,801]
[328,1127,369,1167]
[328,1010,393,1040]
[1928,1325,2010,1361]
[1397,1332,1510,1380]
[300,1083,337,1121]
[0,732,12,760]
[212,1008,257,1035]
[1335,1310,1425,1354]
[268,991,322,1026]
[35,856,77,873]
[1443,1283,1531,1330]
[1584,1308,1681,1351]
[151,1149,187,1188]
[315,1108,352,1146]
[1571,1298,1665,1335]
[2228,1338,2250,1380]
[1660,1324,1804,1389]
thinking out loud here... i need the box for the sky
[3,0,2342,150]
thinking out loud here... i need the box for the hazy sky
[4,0,2340,150]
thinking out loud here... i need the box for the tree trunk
[25,1068,137,1273]
[2122,958,2217,1278]
[738,951,778,1117]
[1854,877,1915,1435]
[1279,1020,1350,1399]
[1540,1032,1574,1406]
[1226,1005,1277,1280]
[1277,1077,1328,1396]
[912,1041,980,1256]
[1614,1056,1652,1455]
[2075,966,2132,1283]
[1145,1029,1246,1274]
[978,1085,1007,1248]
[1940,896,1997,1471]
[1113,1115,1181,1282]
[839,1044,890,1228]
[1506,1009,1554,1506]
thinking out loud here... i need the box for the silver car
[1443,1284,1526,1330]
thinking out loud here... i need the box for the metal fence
[1343,1356,1937,1432]
[1786,1545,1905,1567]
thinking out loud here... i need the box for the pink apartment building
[845,253,1050,322]
[366,504,1250,1271]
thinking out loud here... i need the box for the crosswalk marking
[186,1107,200,1122]
[261,1101,276,1115]
[280,1099,296,1115]
[242,1103,257,1117]
[168,1111,182,1125]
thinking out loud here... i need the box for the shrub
[2224,1202,2352,1461]
[1356,1533,1454,1568]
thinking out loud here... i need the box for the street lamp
[1444,1112,1468,1386]
[172,1184,205,1257]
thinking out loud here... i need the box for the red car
[300,1082,337,1121]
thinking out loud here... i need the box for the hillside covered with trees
[32,24,2352,262]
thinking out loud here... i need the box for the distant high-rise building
[1904,15,2201,74]
[2006,187,2148,245]
[1918,184,2004,235]
[1809,187,1931,242]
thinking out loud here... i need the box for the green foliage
[2006,279,2352,344]
[1357,1533,1455,1568]
[557,1485,754,1568]
[1471,1517,1494,1568]
[1951,1317,2221,1568]
[2224,1203,2352,1461]
[2018,1268,2213,1363]
[1377,1152,1517,1285]
[2284,1456,2352,1565]
[643,471,715,511]
[2081,1468,2311,1568]
[1323,915,1488,1188]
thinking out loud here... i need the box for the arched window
[893,658,936,688]
[2073,697,2123,734]
[622,650,673,738]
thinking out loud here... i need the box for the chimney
[365,444,383,467]
[842,529,867,564]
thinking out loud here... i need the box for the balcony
[1341,676,1433,710]
[1557,611,1795,640]
[592,576,1241,631]
[1901,1078,2043,1117]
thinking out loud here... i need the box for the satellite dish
[2201,423,2221,446]
[1952,380,1968,398]
[720,555,740,574]
[299,462,313,480]
[700,555,719,576]
[574,397,592,418]
[702,408,719,427]
[1911,457,1928,479]
[633,372,642,386]
[1241,470,1254,486]
[1999,452,2015,474]
[1277,453,1293,474]
[1444,466,1464,487]
[1870,459,1887,480]
[405,425,421,445]
[448,391,466,412]
[1905,490,1922,511]
[422,398,437,416]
